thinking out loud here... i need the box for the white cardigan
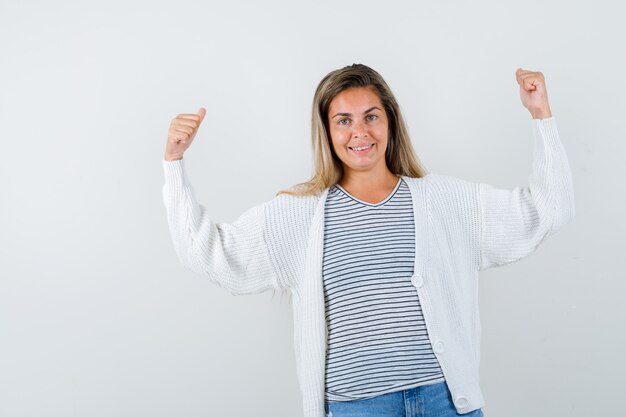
[161,117,575,416]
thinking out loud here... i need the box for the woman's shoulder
[407,172,479,189]
[268,188,324,207]
[262,188,323,224]
[403,173,481,205]
[260,189,322,267]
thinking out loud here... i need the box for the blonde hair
[277,63,428,197]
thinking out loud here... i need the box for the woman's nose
[352,121,368,138]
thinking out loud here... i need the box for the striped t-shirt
[323,176,445,402]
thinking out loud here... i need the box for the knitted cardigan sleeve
[478,116,575,270]
[161,159,279,295]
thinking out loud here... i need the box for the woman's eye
[338,119,349,125]
[367,114,378,121]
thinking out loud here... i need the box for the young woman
[162,64,574,417]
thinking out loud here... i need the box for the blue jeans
[324,381,484,417]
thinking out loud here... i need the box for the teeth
[351,144,372,151]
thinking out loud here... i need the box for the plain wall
[1,0,624,416]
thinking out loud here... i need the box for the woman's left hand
[516,68,552,119]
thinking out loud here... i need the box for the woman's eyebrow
[331,106,382,119]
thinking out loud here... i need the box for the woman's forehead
[329,87,383,113]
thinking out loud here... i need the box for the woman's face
[327,86,389,177]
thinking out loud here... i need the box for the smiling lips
[349,143,375,153]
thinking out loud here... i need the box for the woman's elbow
[550,195,576,233]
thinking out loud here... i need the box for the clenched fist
[164,107,207,161]
[515,68,552,119]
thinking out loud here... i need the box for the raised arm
[478,117,575,270]
[478,69,575,270]
[162,160,278,295]
[161,108,279,295]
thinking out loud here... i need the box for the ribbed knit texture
[162,116,575,417]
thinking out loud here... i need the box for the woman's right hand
[164,107,207,161]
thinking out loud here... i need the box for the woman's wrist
[164,154,183,161]
[530,107,552,119]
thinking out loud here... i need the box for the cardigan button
[455,396,469,408]
[433,340,445,353]
[410,273,424,288]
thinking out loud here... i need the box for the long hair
[277,63,428,197]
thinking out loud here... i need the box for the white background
[1,0,624,416]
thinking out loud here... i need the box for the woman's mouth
[349,143,374,154]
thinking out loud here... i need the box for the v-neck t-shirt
[322,177,445,402]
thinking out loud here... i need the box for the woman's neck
[339,166,399,197]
